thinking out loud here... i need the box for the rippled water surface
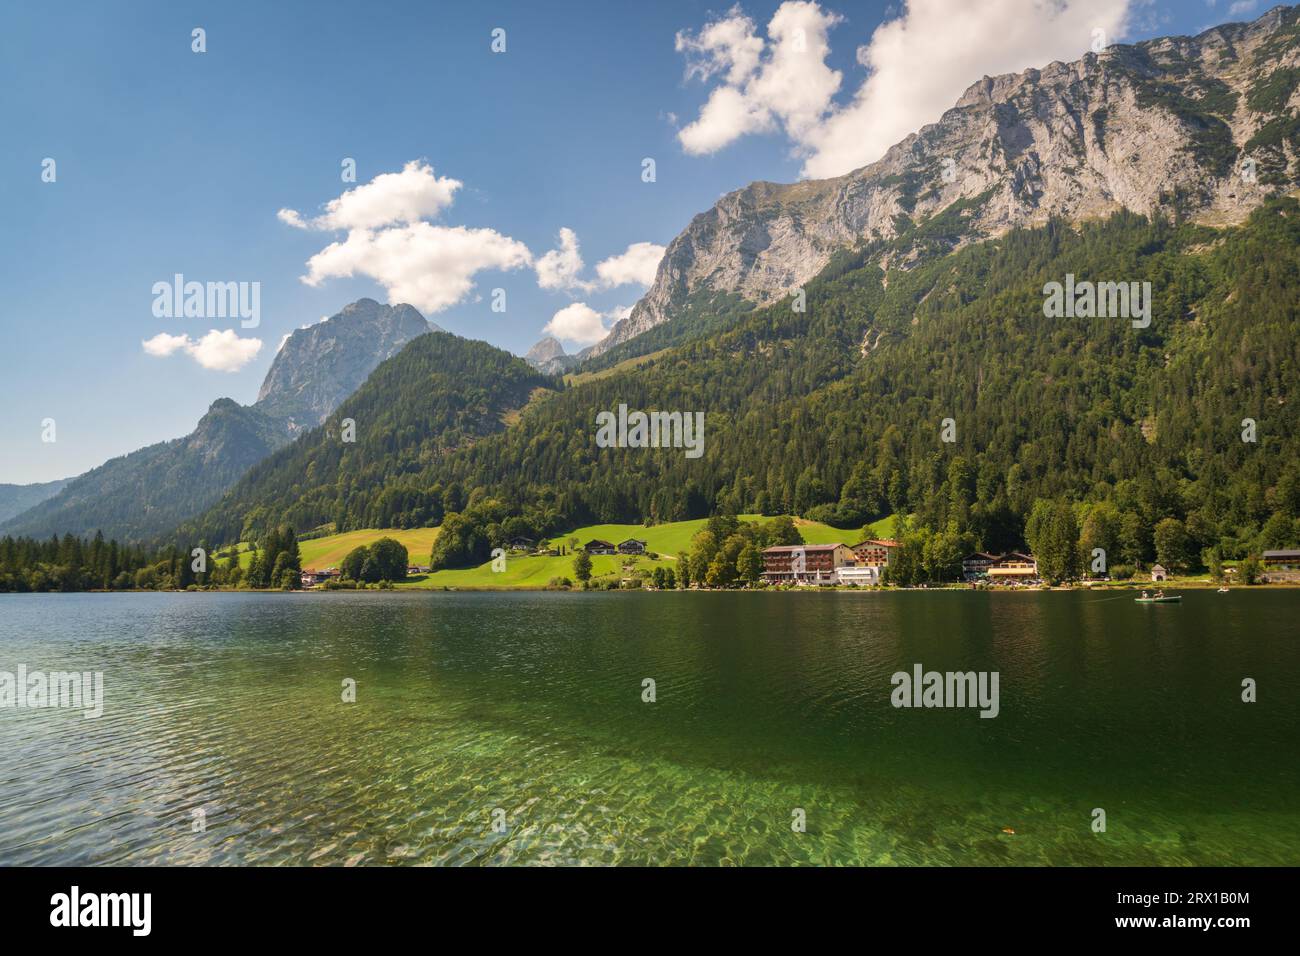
[0,590,1296,865]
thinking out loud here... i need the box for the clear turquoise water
[0,590,1296,865]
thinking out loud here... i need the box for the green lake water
[0,590,1296,865]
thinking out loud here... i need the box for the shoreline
[4,581,1298,595]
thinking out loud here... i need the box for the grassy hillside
[280,514,869,588]
[232,527,442,570]
[760,514,895,546]
[299,527,442,570]
[399,551,671,589]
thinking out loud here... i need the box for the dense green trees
[650,565,677,589]
[340,545,367,582]
[0,525,297,592]
[673,514,812,588]
[242,525,301,589]
[0,532,155,591]
[175,199,1300,582]
[737,543,763,584]
[180,333,555,546]
[1153,517,1195,571]
[340,538,408,583]
[429,500,507,570]
[880,524,969,587]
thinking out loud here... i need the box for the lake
[0,590,1296,865]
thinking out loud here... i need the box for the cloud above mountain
[142,329,263,372]
[279,161,532,315]
[534,228,665,293]
[278,160,462,231]
[543,302,632,347]
[300,222,532,315]
[535,227,588,291]
[595,242,665,288]
[281,163,663,317]
[675,0,1134,179]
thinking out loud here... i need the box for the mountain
[0,479,69,524]
[179,8,1300,567]
[189,197,1300,563]
[524,336,577,375]
[257,298,443,431]
[181,331,555,544]
[2,299,437,543]
[589,5,1300,357]
[1,400,294,544]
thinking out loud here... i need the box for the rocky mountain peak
[588,5,1300,357]
[525,336,566,364]
[524,335,578,375]
[255,298,441,429]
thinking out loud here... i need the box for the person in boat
[1156,589,1164,599]
[1141,590,1149,599]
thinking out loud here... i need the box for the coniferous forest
[166,199,1300,579]
[6,198,1299,590]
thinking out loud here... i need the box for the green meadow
[231,527,443,571]
[258,514,891,589]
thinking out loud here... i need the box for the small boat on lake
[1135,593,1181,604]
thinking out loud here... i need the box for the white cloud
[1227,1,1258,16]
[535,227,592,291]
[301,222,531,315]
[188,330,263,371]
[679,84,774,155]
[675,0,1134,180]
[279,160,461,231]
[281,162,533,315]
[535,231,665,292]
[542,302,627,347]
[676,1,843,161]
[284,165,657,315]
[141,332,190,357]
[678,7,766,85]
[142,329,263,372]
[595,242,666,288]
[276,208,307,229]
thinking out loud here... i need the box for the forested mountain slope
[2,298,435,543]
[186,198,1300,567]
[0,479,69,524]
[181,331,558,545]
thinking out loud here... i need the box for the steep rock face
[256,298,440,430]
[524,336,577,375]
[591,6,1300,354]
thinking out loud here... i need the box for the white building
[836,566,882,586]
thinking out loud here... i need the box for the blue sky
[0,0,1258,483]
